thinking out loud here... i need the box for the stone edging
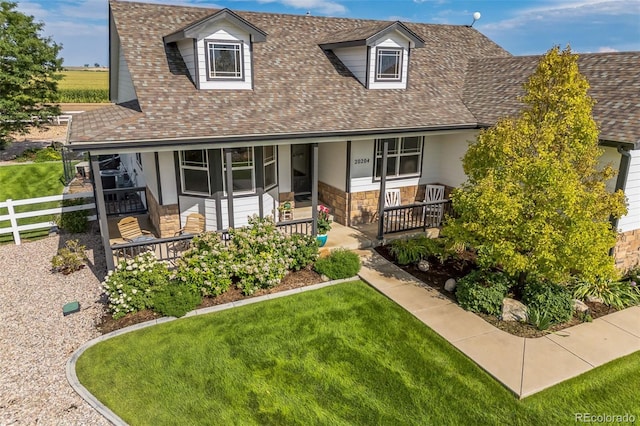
[66,277,357,426]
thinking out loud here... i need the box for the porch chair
[423,184,445,227]
[117,216,154,242]
[170,213,206,253]
[116,216,156,257]
[384,189,401,207]
[176,213,206,236]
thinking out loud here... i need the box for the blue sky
[15,0,640,66]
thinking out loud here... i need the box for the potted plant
[316,205,332,247]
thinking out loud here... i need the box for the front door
[292,144,312,195]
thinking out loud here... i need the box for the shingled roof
[464,52,640,146]
[68,0,509,148]
[68,1,639,150]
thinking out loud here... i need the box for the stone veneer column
[317,182,348,225]
[613,229,640,272]
[146,188,181,237]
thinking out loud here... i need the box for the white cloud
[597,46,619,52]
[481,0,639,32]
[257,0,347,15]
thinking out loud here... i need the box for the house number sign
[354,158,370,164]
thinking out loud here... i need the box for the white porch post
[311,143,319,236]
[224,149,235,229]
[377,140,389,240]
[91,155,115,270]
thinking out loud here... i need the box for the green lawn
[0,162,66,241]
[77,281,639,425]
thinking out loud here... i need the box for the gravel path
[0,233,110,425]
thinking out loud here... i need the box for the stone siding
[318,182,348,225]
[614,229,640,272]
[146,189,180,237]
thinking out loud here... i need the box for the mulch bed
[97,268,325,334]
[374,245,618,338]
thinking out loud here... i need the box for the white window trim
[264,146,278,190]
[135,152,143,170]
[374,137,423,179]
[180,150,211,196]
[375,47,403,82]
[206,40,244,81]
[222,147,256,196]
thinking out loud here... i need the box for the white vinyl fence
[0,191,95,245]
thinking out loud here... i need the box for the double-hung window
[374,136,423,179]
[207,41,243,80]
[180,150,210,195]
[223,147,255,195]
[376,48,402,81]
[263,146,277,189]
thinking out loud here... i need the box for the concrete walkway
[356,248,640,398]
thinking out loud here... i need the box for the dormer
[164,8,267,90]
[319,21,424,90]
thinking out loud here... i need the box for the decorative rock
[586,295,604,304]
[321,274,330,282]
[417,259,430,272]
[573,299,590,314]
[444,278,456,292]
[501,298,528,322]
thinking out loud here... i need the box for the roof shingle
[68,0,509,146]
[464,52,640,145]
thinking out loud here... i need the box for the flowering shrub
[317,205,332,234]
[289,234,319,271]
[102,251,170,319]
[229,216,297,294]
[172,232,233,297]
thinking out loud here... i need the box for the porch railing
[276,218,314,236]
[104,186,147,216]
[110,218,315,267]
[382,199,453,235]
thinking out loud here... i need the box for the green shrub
[389,236,453,265]
[314,248,361,280]
[173,217,317,297]
[522,281,573,324]
[390,237,430,265]
[15,146,62,162]
[152,283,202,318]
[102,252,170,319]
[527,307,552,331]
[173,232,233,297]
[455,270,512,315]
[51,239,87,274]
[289,234,319,271]
[571,277,640,310]
[56,198,89,233]
[229,216,299,295]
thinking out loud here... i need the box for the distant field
[57,70,109,102]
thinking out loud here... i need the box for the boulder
[586,295,604,304]
[501,298,528,322]
[417,259,430,272]
[444,278,456,292]
[573,299,590,314]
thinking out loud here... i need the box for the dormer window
[376,48,402,81]
[207,41,243,80]
[318,21,424,90]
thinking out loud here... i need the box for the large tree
[0,1,63,149]
[444,46,627,284]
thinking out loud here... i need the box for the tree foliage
[0,1,62,148]
[444,46,627,284]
